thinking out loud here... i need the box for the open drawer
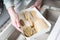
[1,5,60,40]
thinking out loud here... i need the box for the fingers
[11,18,23,32]
[15,25,23,33]
[16,18,23,32]
[36,6,41,11]
[16,18,20,27]
[30,5,41,11]
[12,22,23,33]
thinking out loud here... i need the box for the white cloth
[4,0,31,13]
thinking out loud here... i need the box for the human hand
[30,1,41,11]
[10,13,22,32]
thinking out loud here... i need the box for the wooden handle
[20,19,25,26]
